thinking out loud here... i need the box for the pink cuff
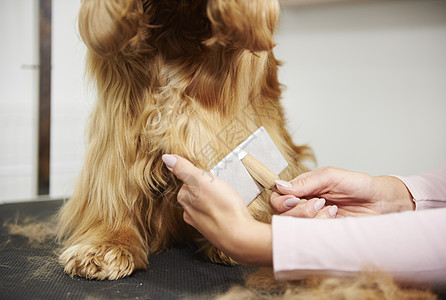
[393,164,446,211]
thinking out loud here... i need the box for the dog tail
[78,0,154,58]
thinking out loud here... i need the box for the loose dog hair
[56,0,435,298]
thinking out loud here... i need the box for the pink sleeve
[393,164,446,210]
[272,209,446,289]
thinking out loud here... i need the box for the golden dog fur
[55,1,436,298]
[57,0,311,280]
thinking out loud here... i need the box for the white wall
[0,0,39,202]
[276,0,446,176]
[1,0,445,203]
[0,0,88,203]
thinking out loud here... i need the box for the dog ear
[206,0,279,52]
[78,0,153,57]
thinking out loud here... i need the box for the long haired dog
[57,0,312,280]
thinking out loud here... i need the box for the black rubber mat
[0,200,255,300]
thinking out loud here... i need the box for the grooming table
[0,200,254,300]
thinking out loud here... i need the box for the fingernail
[314,198,326,211]
[275,180,292,188]
[162,154,177,171]
[284,197,300,208]
[329,206,338,218]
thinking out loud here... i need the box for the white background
[1,0,445,203]
[275,0,446,176]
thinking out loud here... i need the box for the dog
[57,0,312,280]
[55,2,439,298]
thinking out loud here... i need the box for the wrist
[375,176,415,213]
[225,218,272,267]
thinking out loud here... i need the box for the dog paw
[60,243,137,280]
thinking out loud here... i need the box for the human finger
[275,167,342,199]
[314,205,338,219]
[281,198,326,218]
[162,154,209,185]
[269,192,301,213]
[182,210,193,226]
[177,184,196,208]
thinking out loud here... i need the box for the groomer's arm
[271,166,415,217]
[394,164,446,210]
[272,208,446,289]
[162,154,272,267]
[273,164,446,289]
[162,154,354,267]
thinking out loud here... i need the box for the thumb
[162,154,201,184]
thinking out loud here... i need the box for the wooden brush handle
[241,153,281,194]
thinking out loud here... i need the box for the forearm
[273,210,446,289]
[393,164,446,210]
[223,219,272,267]
[374,176,415,213]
